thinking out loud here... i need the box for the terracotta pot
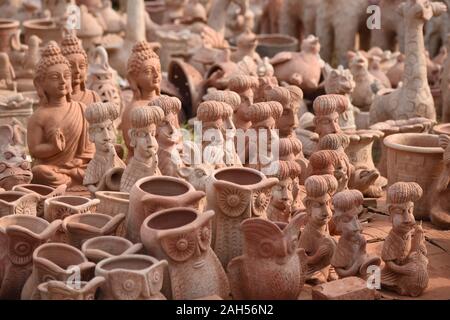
[23,19,64,45]
[0,215,61,300]
[0,19,20,53]
[95,254,168,300]
[44,196,100,243]
[95,191,129,237]
[145,0,165,25]
[126,176,205,243]
[370,118,436,177]
[38,276,105,300]
[62,213,126,249]
[227,215,307,300]
[21,243,95,300]
[0,191,39,217]
[168,58,205,119]
[81,236,143,263]
[13,184,67,218]
[256,34,299,58]
[140,207,231,300]
[384,133,444,220]
[433,123,450,136]
[206,167,278,267]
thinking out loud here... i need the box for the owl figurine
[206,167,278,268]
[227,214,308,300]
[140,208,231,300]
[38,276,105,300]
[95,254,167,300]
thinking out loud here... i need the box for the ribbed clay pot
[95,254,168,300]
[37,276,105,300]
[140,207,231,300]
[21,243,95,300]
[23,19,64,44]
[81,236,143,263]
[95,191,129,237]
[384,133,444,219]
[126,176,205,243]
[0,215,61,300]
[44,196,100,243]
[62,213,126,249]
[206,167,278,268]
[13,184,66,218]
[433,123,450,136]
[0,19,20,53]
[0,191,39,217]
[256,34,299,58]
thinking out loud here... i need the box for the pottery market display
[81,236,143,263]
[0,191,39,217]
[12,184,66,218]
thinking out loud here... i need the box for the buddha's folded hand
[49,128,66,151]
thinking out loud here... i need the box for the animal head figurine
[397,0,447,22]
[324,65,356,96]
[313,94,349,137]
[348,51,369,73]
[127,41,161,101]
[0,123,32,190]
[301,35,321,55]
[178,164,215,192]
[227,214,307,300]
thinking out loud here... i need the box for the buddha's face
[315,112,340,137]
[66,53,87,88]
[135,60,161,94]
[157,113,179,147]
[90,120,116,153]
[42,64,71,100]
[308,196,332,227]
[134,125,158,159]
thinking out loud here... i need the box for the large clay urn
[0,19,20,53]
[384,133,444,220]
[13,184,66,218]
[62,213,126,248]
[21,243,95,300]
[81,236,143,263]
[23,19,64,45]
[206,167,278,268]
[126,176,205,243]
[0,215,61,300]
[37,277,105,300]
[0,191,39,217]
[95,254,168,300]
[140,207,231,300]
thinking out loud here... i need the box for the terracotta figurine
[227,74,259,131]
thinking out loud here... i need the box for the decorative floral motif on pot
[218,188,249,217]
[252,189,271,216]
[161,233,197,262]
[14,201,35,216]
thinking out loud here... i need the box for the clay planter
[37,277,105,300]
[95,191,129,237]
[95,254,168,300]
[140,207,231,300]
[126,176,205,243]
[44,196,100,243]
[0,215,61,300]
[82,236,143,263]
[23,19,64,45]
[256,34,299,58]
[227,216,307,300]
[0,191,39,217]
[0,19,20,53]
[206,167,278,268]
[13,184,66,218]
[384,133,444,220]
[21,243,95,300]
[62,213,126,249]
[433,123,450,136]
[145,0,165,24]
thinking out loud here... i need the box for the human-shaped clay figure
[83,102,126,194]
[381,182,429,297]
[331,189,381,279]
[120,105,164,193]
[60,33,101,107]
[149,95,184,177]
[299,174,338,284]
[27,42,94,190]
[121,41,161,162]
[313,94,349,139]
[228,74,259,131]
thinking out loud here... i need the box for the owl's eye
[176,239,188,251]
[259,240,274,258]
[161,233,196,262]
[14,241,31,256]
[151,271,161,283]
